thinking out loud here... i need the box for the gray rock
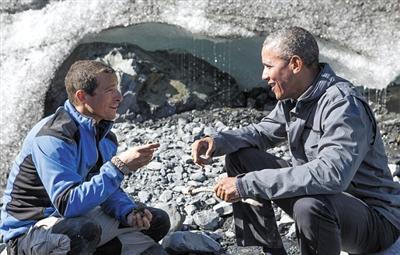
[187,180,203,187]
[184,204,197,216]
[225,230,236,239]
[204,126,217,136]
[162,231,223,255]
[159,190,173,202]
[183,215,195,226]
[177,117,188,126]
[205,197,217,206]
[181,133,194,144]
[192,126,204,136]
[137,191,151,203]
[190,172,206,182]
[193,210,221,230]
[213,201,233,216]
[147,161,163,171]
[172,185,185,193]
[181,154,193,164]
[123,186,135,195]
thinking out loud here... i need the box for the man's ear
[75,90,87,104]
[289,55,303,74]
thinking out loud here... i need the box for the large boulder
[45,42,245,121]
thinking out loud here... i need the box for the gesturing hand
[214,177,240,203]
[118,143,160,172]
[191,137,215,167]
[126,208,153,231]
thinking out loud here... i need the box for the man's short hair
[263,27,319,68]
[65,60,115,104]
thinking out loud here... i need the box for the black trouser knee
[224,148,289,252]
[291,196,340,255]
[95,207,170,255]
[141,207,171,242]
[225,148,289,177]
[52,217,102,255]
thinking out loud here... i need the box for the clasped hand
[191,137,215,167]
[126,208,152,230]
[214,177,240,203]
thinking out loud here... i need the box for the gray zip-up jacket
[212,63,400,230]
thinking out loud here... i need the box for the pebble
[159,190,173,202]
[137,191,151,203]
[147,161,163,171]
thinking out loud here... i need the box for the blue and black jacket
[0,100,136,242]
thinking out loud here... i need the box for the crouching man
[192,27,400,255]
[0,60,170,254]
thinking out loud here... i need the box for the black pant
[226,148,399,255]
[7,207,170,255]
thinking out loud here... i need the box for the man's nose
[262,67,269,81]
[115,89,123,102]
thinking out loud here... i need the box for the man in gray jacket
[192,27,400,255]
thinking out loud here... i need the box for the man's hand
[191,137,215,167]
[118,143,160,172]
[126,208,153,230]
[214,177,240,203]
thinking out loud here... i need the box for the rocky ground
[0,102,398,254]
[112,104,400,255]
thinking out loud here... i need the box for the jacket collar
[283,63,338,115]
[64,100,114,140]
[297,63,337,103]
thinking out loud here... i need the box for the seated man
[0,60,170,255]
[192,27,400,255]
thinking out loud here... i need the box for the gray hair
[263,27,319,67]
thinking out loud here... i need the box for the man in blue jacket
[0,60,170,254]
[192,27,400,255]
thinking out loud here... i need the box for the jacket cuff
[235,174,247,198]
[119,203,137,226]
[105,161,125,181]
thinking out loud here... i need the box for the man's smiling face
[261,45,298,100]
[83,72,122,122]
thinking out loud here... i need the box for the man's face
[261,46,297,100]
[84,72,122,122]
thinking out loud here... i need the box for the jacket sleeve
[236,96,373,200]
[101,188,136,225]
[212,102,287,156]
[31,136,125,218]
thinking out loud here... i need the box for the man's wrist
[111,156,130,175]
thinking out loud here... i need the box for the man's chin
[104,113,118,121]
